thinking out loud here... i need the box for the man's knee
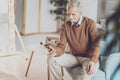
[47,56,56,65]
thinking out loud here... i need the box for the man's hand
[47,45,56,56]
[87,61,96,75]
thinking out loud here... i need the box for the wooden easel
[25,51,34,77]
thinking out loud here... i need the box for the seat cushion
[92,70,105,80]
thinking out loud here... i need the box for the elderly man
[47,0,100,80]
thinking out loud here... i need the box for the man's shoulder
[62,21,71,27]
[82,17,96,29]
[83,16,95,23]
[66,20,71,25]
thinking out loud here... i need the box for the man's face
[67,7,81,23]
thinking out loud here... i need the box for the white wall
[25,0,39,33]
[15,0,24,33]
[0,24,9,54]
[81,0,98,22]
[40,0,57,33]
[0,0,8,23]
[0,0,9,54]
[15,0,99,34]
[97,0,120,22]
[105,0,119,16]
[15,0,57,34]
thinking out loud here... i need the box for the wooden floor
[0,52,74,80]
[0,52,48,80]
[0,54,28,80]
[0,34,72,80]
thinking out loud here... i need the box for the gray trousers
[47,53,99,80]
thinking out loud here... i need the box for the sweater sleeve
[89,20,100,63]
[55,24,67,57]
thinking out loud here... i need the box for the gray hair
[66,0,82,13]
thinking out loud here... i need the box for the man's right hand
[47,45,56,56]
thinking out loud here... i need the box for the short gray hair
[66,0,82,13]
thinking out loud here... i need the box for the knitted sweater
[55,17,100,63]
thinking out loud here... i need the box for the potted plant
[49,0,68,32]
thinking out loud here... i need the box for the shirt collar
[71,16,83,27]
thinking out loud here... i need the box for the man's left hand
[87,61,96,75]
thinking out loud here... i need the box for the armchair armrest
[103,53,120,80]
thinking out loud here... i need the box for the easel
[8,0,33,77]
[0,0,48,79]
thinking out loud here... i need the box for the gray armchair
[92,53,120,80]
[92,39,120,80]
[104,53,120,80]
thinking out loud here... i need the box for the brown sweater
[55,17,100,63]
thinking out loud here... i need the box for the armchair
[46,36,120,80]
[92,39,120,80]
[104,53,120,80]
[92,53,120,80]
